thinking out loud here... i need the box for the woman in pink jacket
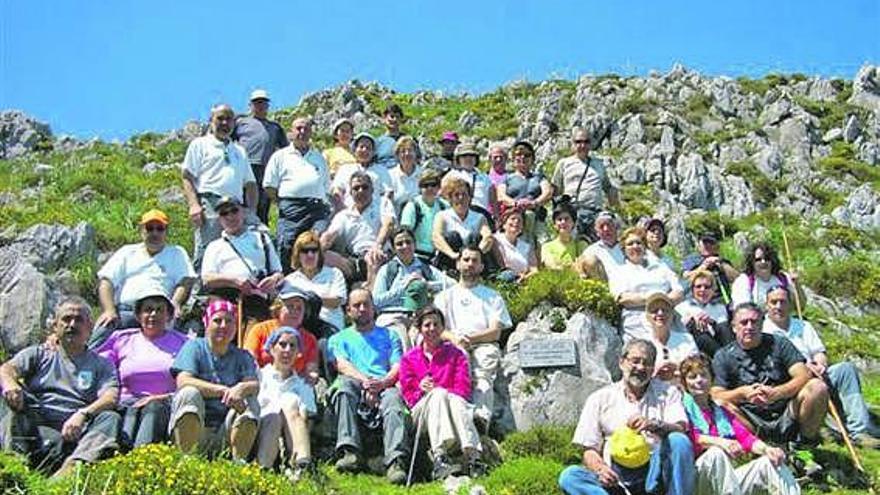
[399,305,485,480]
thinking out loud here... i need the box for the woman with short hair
[389,136,423,214]
[323,118,356,178]
[432,177,493,272]
[284,231,347,333]
[492,208,538,282]
[496,140,552,245]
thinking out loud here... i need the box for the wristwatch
[77,408,93,421]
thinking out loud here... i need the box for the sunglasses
[574,139,589,144]
[421,182,440,189]
[693,283,713,290]
[219,208,240,217]
[145,225,166,233]
[753,257,769,262]
[301,246,319,254]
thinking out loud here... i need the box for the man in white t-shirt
[264,117,331,273]
[332,133,394,210]
[181,104,258,271]
[201,197,284,322]
[763,286,880,447]
[558,339,694,495]
[321,172,396,285]
[433,245,511,429]
[577,211,624,281]
[89,209,195,348]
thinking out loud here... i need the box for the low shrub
[501,425,580,465]
[479,457,564,495]
[496,269,619,326]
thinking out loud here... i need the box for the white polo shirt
[201,228,281,281]
[433,283,512,339]
[182,134,256,201]
[263,146,329,200]
[97,243,196,307]
[436,208,485,241]
[325,197,396,256]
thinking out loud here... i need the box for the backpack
[384,258,435,291]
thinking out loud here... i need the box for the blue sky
[1,0,877,140]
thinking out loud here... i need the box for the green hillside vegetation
[0,73,878,492]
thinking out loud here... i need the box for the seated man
[0,297,121,477]
[675,269,733,358]
[680,233,738,303]
[763,286,880,448]
[169,300,259,461]
[711,303,829,449]
[201,196,284,322]
[90,209,195,348]
[576,211,624,281]
[321,171,396,285]
[558,339,695,495]
[433,245,512,430]
[328,289,410,483]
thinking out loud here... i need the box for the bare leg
[795,378,829,440]
[282,404,311,464]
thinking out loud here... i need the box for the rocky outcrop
[0,110,52,159]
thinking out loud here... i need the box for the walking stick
[406,413,424,488]
[237,295,244,348]
[783,230,865,472]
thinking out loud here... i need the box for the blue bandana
[683,393,735,439]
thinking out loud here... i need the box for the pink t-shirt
[399,341,471,408]
[96,327,188,405]
[687,404,758,457]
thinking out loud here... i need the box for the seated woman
[680,355,800,495]
[644,293,698,384]
[284,231,347,333]
[400,169,448,263]
[492,208,538,282]
[730,241,804,308]
[373,227,452,350]
[675,270,733,357]
[495,140,552,245]
[432,177,493,273]
[389,136,423,215]
[95,290,188,449]
[243,286,320,383]
[399,306,485,480]
[169,300,259,461]
[540,200,587,270]
[609,227,684,341]
[255,327,317,479]
[642,218,676,272]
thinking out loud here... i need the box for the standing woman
[388,136,423,214]
[284,231,347,333]
[95,290,188,448]
[496,140,552,246]
[399,306,485,480]
[323,118,356,179]
[256,327,317,479]
[730,241,804,308]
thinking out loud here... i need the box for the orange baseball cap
[139,209,170,225]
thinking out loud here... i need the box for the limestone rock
[843,115,861,143]
[0,110,53,159]
[753,144,784,179]
[849,64,880,113]
[759,98,792,126]
[832,184,880,230]
[676,153,716,210]
[7,222,97,273]
[504,308,622,431]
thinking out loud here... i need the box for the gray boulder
[843,115,861,143]
[503,307,622,431]
[7,222,97,272]
[759,98,792,126]
[849,65,880,113]
[832,184,880,230]
[676,153,716,210]
[0,110,53,159]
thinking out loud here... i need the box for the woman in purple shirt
[95,291,188,448]
[398,305,484,480]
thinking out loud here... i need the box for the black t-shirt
[712,333,805,420]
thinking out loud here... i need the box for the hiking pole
[821,373,866,474]
[406,413,424,488]
[237,295,244,348]
[781,231,804,320]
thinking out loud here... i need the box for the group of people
[0,89,876,492]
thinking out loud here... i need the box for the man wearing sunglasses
[89,209,196,348]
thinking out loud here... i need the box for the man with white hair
[233,89,289,225]
[182,103,258,270]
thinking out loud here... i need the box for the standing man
[423,131,459,175]
[182,104,258,271]
[0,298,121,477]
[558,339,695,495]
[681,233,739,303]
[551,127,619,241]
[233,89,289,225]
[374,103,404,169]
[712,303,829,450]
[433,245,512,431]
[763,287,880,447]
[328,289,410,484]
[90,209,196,348]
[264,117,331,273]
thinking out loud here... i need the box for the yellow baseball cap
[139,209,169,225]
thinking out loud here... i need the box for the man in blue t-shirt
[328,288,409,484]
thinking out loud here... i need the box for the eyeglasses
[301,246,319,254]
[275,340,296,350]
[219,208,239,217]
[145,225,166,233]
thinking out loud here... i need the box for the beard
[625,370,652,388]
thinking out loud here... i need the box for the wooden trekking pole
[783,230,865,473]
[236,295,244,348]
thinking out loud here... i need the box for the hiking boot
[789,446,823,478]
[467,458,487,478]
[386,460,407,485]
[286,458,315,482]
[431,454,456,480]
[852,433,880,449]
[335,448,361,473]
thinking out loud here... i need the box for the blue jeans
[558,432,695,495]
[828,362,878,436]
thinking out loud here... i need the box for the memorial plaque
[519,338,577,368]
